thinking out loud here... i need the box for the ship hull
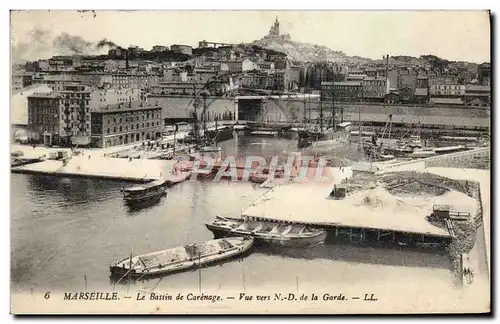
[206,223,327,248]
[110,237,254,279]
[298,130,349,149]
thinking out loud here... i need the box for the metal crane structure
[183,71,242,149]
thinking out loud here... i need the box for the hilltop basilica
[262,17,291,41]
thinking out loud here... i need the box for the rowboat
[206,216,327,248]
[109,236,254,279]
[122,179,168,207]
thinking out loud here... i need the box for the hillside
[251,37,372,64]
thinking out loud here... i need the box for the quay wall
[152,95,490,129]
[262,100,490,128]
[148,95,235,122]
[423,147,490,168]
[11,155,176,182]
[378,148,490,173]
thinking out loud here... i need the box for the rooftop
[28,92,62,99]
[322,81,363,86]
[92,100,162,113]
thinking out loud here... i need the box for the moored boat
[206,216,327,248]
[122,179,168,206]
[298,123,351,149]
[109,236,254,279]
[250,130,278,136]
[409,149,436,159]
[199,146,222,153]
[249,171,269,184]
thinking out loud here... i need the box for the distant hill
[250,37,485,69]
[250,37,372,64]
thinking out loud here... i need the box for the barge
[110,236,254,279]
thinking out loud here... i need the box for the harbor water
[11,136,457,297]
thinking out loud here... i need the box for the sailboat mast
[303,92,307,127]
[192,85,200,147]
[331,87,336,131]
[203,95,208,145]
[319,94,324,131]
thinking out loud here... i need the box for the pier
[10,147,192,184]
[239,161,481,246]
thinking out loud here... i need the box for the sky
[10,10,491,63]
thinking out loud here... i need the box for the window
[119,126,122,132]
[137,123,139,129]
[113,127,116,132]
[107,128,110,134]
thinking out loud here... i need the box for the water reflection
[126,194,168,215]
[256,244,451,270]
[11,136,455,292]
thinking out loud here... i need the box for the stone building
[90,101,162,148]
[321,81,363,102]
[27,92,64,146]
[170,45,193,56]
[28,82,93,146]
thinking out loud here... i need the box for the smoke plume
[97,38,117,48]
[11,28,119,64]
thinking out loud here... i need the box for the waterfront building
[27,92,63,146]
[27,79,143,146]
[416,76,429,89]
[413,88,429,104]
[90,101,162,148]
[362,77,388,102]
[321,81,363,102]
[28,82,93,146]
[478,63,491,86]
[429,77,465,97]
[397,67,418,90]
[464,84,490,105]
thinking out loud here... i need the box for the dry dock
[240,168,477,245]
